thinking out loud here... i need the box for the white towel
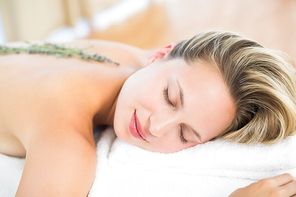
[1,126,295,197]
[0,152,25,196]
[89,127,296,197]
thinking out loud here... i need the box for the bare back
[0,39,148,157]
[0,40,149,196]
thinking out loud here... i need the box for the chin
[113,123,122,138]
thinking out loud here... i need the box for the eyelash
[163,86,188,143]
[163,86,174,107]
[180,125,188,144]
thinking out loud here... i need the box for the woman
[0,30,295,196]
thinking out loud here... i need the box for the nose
[149,112,181,137]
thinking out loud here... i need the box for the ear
[145,44,176,66]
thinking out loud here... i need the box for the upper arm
[16,130,97,197]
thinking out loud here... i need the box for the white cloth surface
[1,126,295,197]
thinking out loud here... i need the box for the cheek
[125,76,162,107]
[113,75,158,132]
[154,142,197,153]
[148,135,198,153]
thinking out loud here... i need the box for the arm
[229,173,296,197]
[16,130,96,197]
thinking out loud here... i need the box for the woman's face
[114,58,236,153]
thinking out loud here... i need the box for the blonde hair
[168,30,296,144]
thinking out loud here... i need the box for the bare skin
[0,40,149,196]
[229,174,296,197]
[0,40,295,196]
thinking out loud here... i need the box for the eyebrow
[189,126,202,142]
[176,79,202,142]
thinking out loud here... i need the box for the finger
[281,180,296,197]
[271,173,294,186]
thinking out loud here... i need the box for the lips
[129,111,147,141]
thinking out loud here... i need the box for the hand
[229,173,296,197]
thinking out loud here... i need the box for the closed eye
[180,125,188,143]
[163,86,187,143]
[163,86,174,107]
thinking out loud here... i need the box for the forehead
[169,59,236,140]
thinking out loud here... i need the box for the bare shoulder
[12,73,101,196]
[66,39,151,70]
[16,129,97,196]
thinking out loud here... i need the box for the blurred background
[0,0,295,60]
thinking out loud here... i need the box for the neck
[93,88,120,127]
